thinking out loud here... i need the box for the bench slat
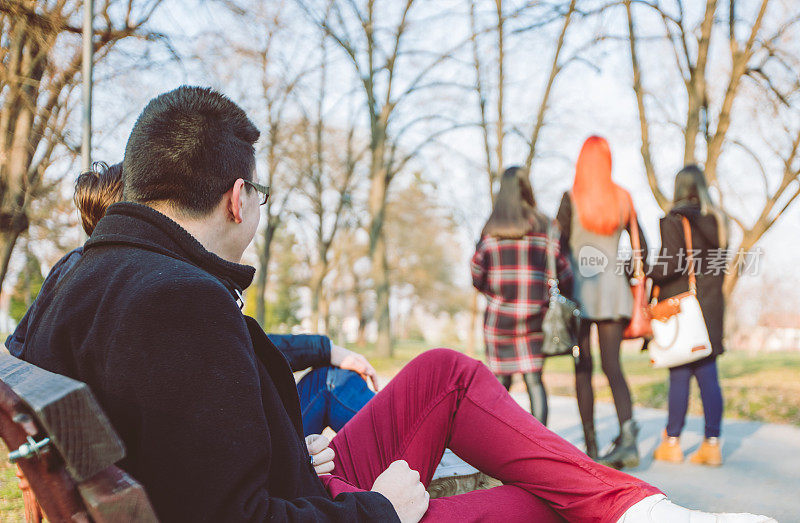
[0,352,125,482]
[79,467,158,522]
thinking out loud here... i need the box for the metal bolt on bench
[8,436,51,463]
[1,351,159,522]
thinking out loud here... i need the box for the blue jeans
[296,366,376,436]
[666,356,723,438]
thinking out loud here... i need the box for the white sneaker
[617,494,778,523]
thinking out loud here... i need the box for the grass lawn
[2,344,798,521]
[541,347,800,426]
[360,341,800,427]
[1,447,25,521]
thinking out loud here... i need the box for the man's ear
[227,178,246,224]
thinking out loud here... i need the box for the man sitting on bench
[6,161,379,438]
[21,86,772,523]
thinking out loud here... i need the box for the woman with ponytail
[556,136,648,468]
[472,166,572,425]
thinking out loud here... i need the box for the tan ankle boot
[690,437,722,466]
[653,430,683,463]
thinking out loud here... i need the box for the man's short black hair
[123,86,260,216]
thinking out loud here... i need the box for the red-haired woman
[557,136,648,468]
[472,166,572,425]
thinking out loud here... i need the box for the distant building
[729,312,800,352]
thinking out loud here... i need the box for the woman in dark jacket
[472,166,572,425]
[650,164,728,466]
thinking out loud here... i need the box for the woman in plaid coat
[471,166,573,425]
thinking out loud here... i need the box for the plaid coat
[471,230,573,374]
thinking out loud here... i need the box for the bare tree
[0,0,164,294]
[253,50,306,327]
[293,54,365,333]
[385,179,466,316]
[469,0,578,196]
[522,0,577,171]
[325,226,371,346]
[625,0,800,296]
[212,0,313,326]
[466,0,577,353]
[295,0,465,356]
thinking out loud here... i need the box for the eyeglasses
[243,180,270,205]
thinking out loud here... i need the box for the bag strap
[629,208,644,280]
[545,222,559,294]
[681,216,697,295]
[651,215,696,302]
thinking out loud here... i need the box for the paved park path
[520,394,800,522]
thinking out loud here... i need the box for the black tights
[574,320,632,428]
[497,371,548,425]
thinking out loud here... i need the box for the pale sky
[69,0,800,306]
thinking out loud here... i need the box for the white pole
[81,0,94,171]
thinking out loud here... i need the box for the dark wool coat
[7,245,334,367]
[21,202,397,522]
[5,247,83,357]
[650,206,726,356]
[471,231,573,374]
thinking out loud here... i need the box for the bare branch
[625,0,668,209]
[524,0,576,171]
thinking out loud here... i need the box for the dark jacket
[5,247,84,357]
[649,206,726,356]
[267,334,332,371]
[7,251,334,370]
[21,202,396,522]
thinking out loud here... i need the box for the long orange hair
[571,136,632,235]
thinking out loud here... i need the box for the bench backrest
[0,351,158,522]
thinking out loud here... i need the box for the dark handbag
[623,209,653,339]
[541,224,581,357]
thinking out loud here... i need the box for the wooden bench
[428,450,502,498]
[0,351,158,522]
[1,351,498,521]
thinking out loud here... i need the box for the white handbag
[648,216,712,369]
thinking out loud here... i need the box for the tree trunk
[349,258,368,348]
[309,256,330,333]
[0,223,25,295]
[356,315,367,348]
[0,100,35,295]
[321,293,330,338]
[368,124,393,356]
[372,228,392,357]
[467,290,479,357]
[255,223,276,327]
[494,0,505,176]
[683,0,716,165]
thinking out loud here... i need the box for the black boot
[598,419,639,469]
[582,422,598,460]
[522,372,548,426]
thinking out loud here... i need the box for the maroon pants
[320,349,660,522]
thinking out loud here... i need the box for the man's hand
[371,460,429,523]
[330,344,379,391]
[305,434,335,475]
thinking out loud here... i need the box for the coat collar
[86,202,256,295]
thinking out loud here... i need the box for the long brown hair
[74,162,124,236]
[481,166,547,239]
[571,136,632,235]
[673,164,728,248]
